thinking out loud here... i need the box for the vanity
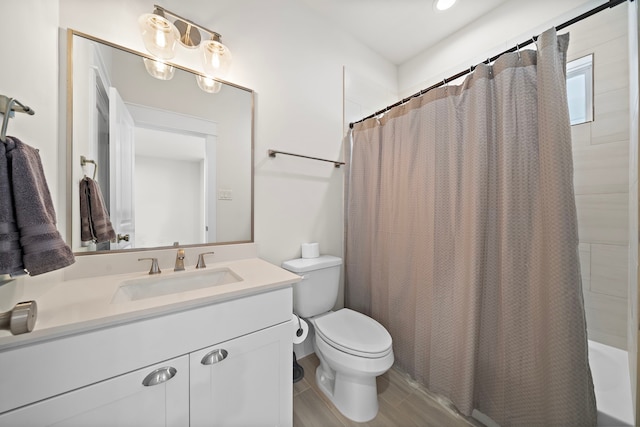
[0,246,300,426]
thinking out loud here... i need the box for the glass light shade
[143,58,176,80]
[201,39,232,78]
[196,75,223,93]
[138,13,179,59]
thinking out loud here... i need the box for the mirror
[67,30,253,254]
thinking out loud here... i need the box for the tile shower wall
[570,5,630,350]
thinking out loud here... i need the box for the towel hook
[0,98,17,143]
[80,156,98,180]
[0,96,35,143]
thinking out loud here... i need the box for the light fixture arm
[153,4,223,42]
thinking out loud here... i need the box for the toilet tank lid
[281,255,342,273]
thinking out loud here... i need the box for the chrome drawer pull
[142,366,177,386]
[201,349,228,365]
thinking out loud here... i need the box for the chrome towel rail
[268,149,345,168]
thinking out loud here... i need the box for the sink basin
[111,268,242,303]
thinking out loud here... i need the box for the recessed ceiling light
[434,0,457,11]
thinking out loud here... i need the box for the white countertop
[0,257,301,351]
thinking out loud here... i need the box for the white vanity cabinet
[0,286,293,427]
[0,356,190,426]
[190,322,290,426]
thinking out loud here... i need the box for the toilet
[282,255,394,422]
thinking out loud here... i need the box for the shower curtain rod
[349,0,631,128]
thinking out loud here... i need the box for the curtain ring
[516,43,521,61]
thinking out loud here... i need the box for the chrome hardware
[174,249,185,272]
[139,257,161,275]
[117,233,130,242]
[0,301,37,335]
[294,313,303,337]
[142,366,177,386]
[196,251,215,269]
[80,155,98,180]
[201,349,228,365]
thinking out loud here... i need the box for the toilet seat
[314,309,392,358]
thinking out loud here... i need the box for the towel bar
[268,149,345,168]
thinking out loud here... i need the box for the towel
[0,141,25,275]
[80,176,116,243]
[5,136,75,276]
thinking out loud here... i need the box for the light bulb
[201,39,232,78]
[143,58,175,80]
[434,0,457,11]
[138,13,179,59]
[196,75,222,93]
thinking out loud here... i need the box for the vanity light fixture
[434,0,457,11]
[138,4,232,90]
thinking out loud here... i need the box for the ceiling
[298,0,513,65]
[298,0,606,66]
[159,0,602,67]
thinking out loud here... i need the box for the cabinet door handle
[142,366,177,386]
[201,349,228,365]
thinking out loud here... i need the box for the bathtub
[589,340,634,426]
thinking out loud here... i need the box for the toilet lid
[314,309,392,358]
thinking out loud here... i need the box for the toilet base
[315,364,380,423]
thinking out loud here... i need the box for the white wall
[135,155,204,247]
[0,1,64,309]
[565,6,630,350]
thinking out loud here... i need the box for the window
[566,54,593,126]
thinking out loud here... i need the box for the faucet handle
[196,252,215,269]
[139,258,161,275]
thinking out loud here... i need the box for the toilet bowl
[310,309,394,422]
[281,255,394,422]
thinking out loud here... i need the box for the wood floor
[293,353,482,427]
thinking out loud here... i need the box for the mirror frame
[65,29,254,255]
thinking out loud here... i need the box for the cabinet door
[190,322,292,427]
[0,355,189,427]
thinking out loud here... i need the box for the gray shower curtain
[345,28,596,426]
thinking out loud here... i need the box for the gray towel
[80,176,116,243]
[5,136,75,276]
[0,141,25,275]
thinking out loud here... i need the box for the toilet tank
[281,255,342,318]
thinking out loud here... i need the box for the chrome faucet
[174,249,185,272]
[139,257,161,275]
[196,251,215,269]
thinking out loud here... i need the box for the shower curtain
[345,29,596,426]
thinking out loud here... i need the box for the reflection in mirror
[67,30,253,254]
